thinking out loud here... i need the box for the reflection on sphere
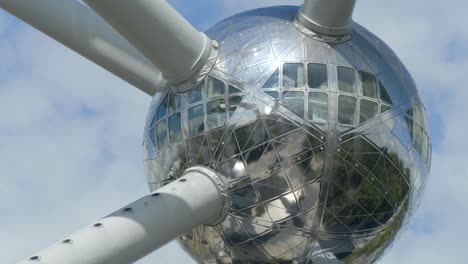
[144,6,431,264]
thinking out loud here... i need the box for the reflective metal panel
[143,6,430,264]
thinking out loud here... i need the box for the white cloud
[0,0,467,263]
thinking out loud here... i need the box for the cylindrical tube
[84,0,214,85]
[0,0,164,96]
[298,0,357,36]
[17,167,225,264]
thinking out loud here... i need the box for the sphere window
[283,91,304,117]
[207,99,227,130]
[229,96,243,117]
[156,121,168,149]
[338,66,356,93]
[282,63,304,88]
[265,91,279,99]
[359,99,379,124]
[168,94,182,113]
[413,124,424,155]
[421,132,429,164]
[168,113,182,143]
[308,92,328,122]
[207,77,225,98]
[381,104,392,113]
[414,104,429,132]
[308,63,328,90]
[405,116,414,140]
[188,105,205,136]
[262,68,280,88]
[338,95,357,125]
[229,85,242,94]
[379,82,393,105]
[156,95,169,121]
[360,71,378,99]
[189,82,204,104]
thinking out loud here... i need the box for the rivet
[30,256,40,261]
[123,207,132,212]
[179,178,187,182]
[94,223,103,227]
[152,193,160,197]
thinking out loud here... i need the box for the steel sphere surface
[143,6,431,264]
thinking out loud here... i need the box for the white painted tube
[0,0,164,96]
[17,167,227,264]
[84,0,214,85]
[298,0,357,36]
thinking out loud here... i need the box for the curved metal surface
[143,6,430,264]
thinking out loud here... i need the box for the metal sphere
[143,6,431,264]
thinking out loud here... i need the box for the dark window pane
[308,64,328,89]
[262,68,279,88]
[168,113,182,143]
[414,124,424,154]
[406,108,414,118]
[283,63,304,88]
[229,96,243,117]
[207,99,226,129]
[156,95,169,121]
[381,104,392,113]
[207,77,225,98]
[189,82,204,104]
[360,99,379,124]
[338,95,357,125]
[308,93,328,122]
[265,91,279,99]
[188,105,205,136]
[283,91,304,117]
[338,66,356,93]
[405,116,414,140]
[156,121,168,149]
[360,71,377,98]
[379,82,393,105]
[168,94,182,113]
[229,85,242,94]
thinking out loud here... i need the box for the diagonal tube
[298,0,357,36]
[84,0,215,86]
[0,0,164,96]
[17,167,227,264]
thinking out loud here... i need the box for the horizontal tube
[84,0,214,85]
[0,0,165,96]
[17,167,224,264]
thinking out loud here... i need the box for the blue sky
[0,0,467,263]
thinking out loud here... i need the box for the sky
[0,0,467,263]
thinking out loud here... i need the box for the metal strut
[17,167,228,264]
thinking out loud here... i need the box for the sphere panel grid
[143,6,431,264]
